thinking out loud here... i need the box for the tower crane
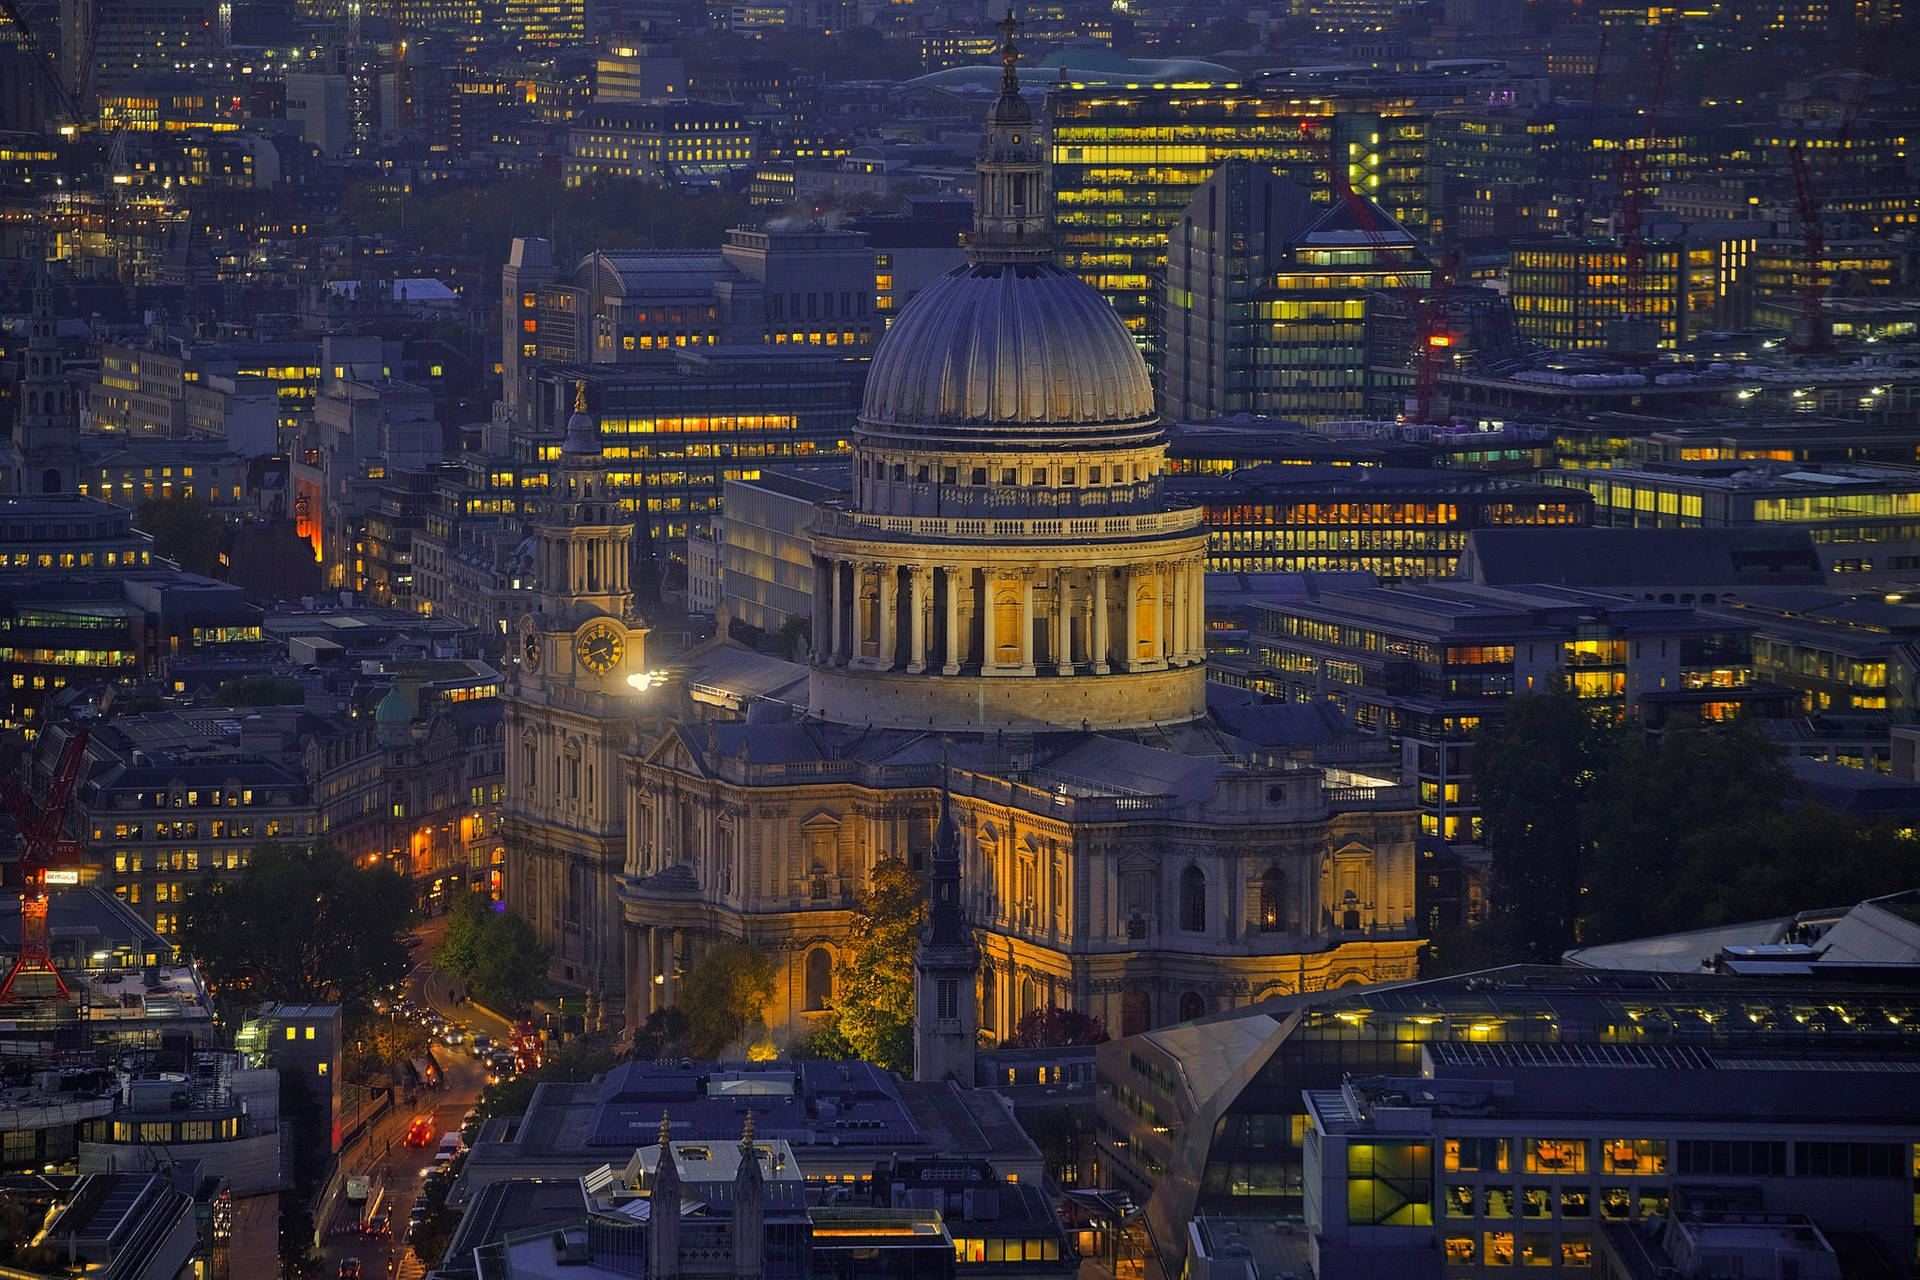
[1,726,91,1000]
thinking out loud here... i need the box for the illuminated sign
[44,870,80,885]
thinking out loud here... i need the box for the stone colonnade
[808,557,1207,676]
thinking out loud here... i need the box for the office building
[525,351,861,546]
[1048,84,1432,357]
[502,228,880,411]
[1162,162,1433,424]
[1221,581,1756,842]
[1550,460,1920,579]
[595,37,685,101]
[1176,467,1593,581]
[714,466,849,636]
[564,101,758,188]
[1097,965,1920,1279]
[61,0,213,100]
[1509,240,1695,352]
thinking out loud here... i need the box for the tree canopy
[134,496,226,577]
[1005,1006,1109,1049]
[179,844,414,1011]
[830,857,924,1074]
[435,893,550,1014]
[678,941,776,1059]
[340,175,752,273]
[1438,694,1919,974]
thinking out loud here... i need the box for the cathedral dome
[859,261,1155,434]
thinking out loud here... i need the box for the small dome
[375,686,413,725]
[562,407,599,455]
[860,262,1155,434]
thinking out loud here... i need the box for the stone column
[1053,569,1072,676]
[1173,561,1190,665]
[879,564,899,669]
[812,559,831,664]
[1092,570,1110,675]
[829,559,846,665]
[908,566,930,674]
[623,924,643,1033]
[942,567,963,675]
[639,924,657,1016]
[849,563,869,664]
[1121,567,1138,672]
[1182,556,1198,660]
[1018,570,1036,675]
[660,929,677,1008]
[1161,562,1176,664]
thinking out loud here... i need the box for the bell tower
[969,11,1051,266]
[11,269,81,496]
[535,380,635,618]
[915,781,980,1083]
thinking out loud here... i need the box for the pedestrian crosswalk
[395,1252,426,1280]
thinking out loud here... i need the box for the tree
[214,675,305,707]
[343,1010,431,1080]
[434,893,550,1013]
[135,495,226,576]
[178,844,414,1012]
[831,857,924,1074]
[1473,689,1619,962]
[787,1024,855,1060]
[1005,1006,1109,1048]
[678,942,776,1058]
[277,1190,316,1278]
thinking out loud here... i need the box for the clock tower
[502,382,650,997]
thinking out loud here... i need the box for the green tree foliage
[214,675,305,707]
[339,175,751,269]
[1005,1006,1109,1048]
[135,495,226,576]
[831,857,924,1074]
[1474,688,1619,962]
[631,1006,692,1061]
[1454,696,1920,972]
[434,893,550,1014]
[178,844,414,1010]
[342,1010,432,1080]
[787,1024,855,1060]
[678,941,776,1058]
[277,1190,317,1278]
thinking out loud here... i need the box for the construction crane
[0,0,92,126]
[1,726,91,1001]
[1614,21,1681,357]
[1787,44,1889,351]
[1299,118,1452,423]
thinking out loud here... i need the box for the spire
[658,1108,672,1148]
[970,10,1050,266]
[996,9,1023,106]
[926,764,968,948]
[562,380,599,455]
[739,1109,755,1152]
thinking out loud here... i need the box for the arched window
[1135,581,1157,658]
[804,947,832,1011]
[980,965,997,1032]
[1020,975,1038,1020]
[1120,988,1150,1037]
[1180,865,1206,933]
[1259,868,1284,934]
[40,468,60,495]
[1178,991,1206,1022]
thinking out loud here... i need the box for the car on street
[364,1210,389,1239]
[338,1260,361,1279]
[404,1115,435,1147]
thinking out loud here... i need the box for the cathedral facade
[601,33,1423,1051]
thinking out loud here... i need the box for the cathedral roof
[859,262,1156,435]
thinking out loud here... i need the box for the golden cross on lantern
[998,9,1021,88]
[573,379,588,414]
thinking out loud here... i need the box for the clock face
[575,625,624,675]
[523,626,541,672]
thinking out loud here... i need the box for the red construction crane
[1299,118,1453,423]
[1,727,91,1001]
[1787,51,1886,351]
[1615,21,1681,356]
